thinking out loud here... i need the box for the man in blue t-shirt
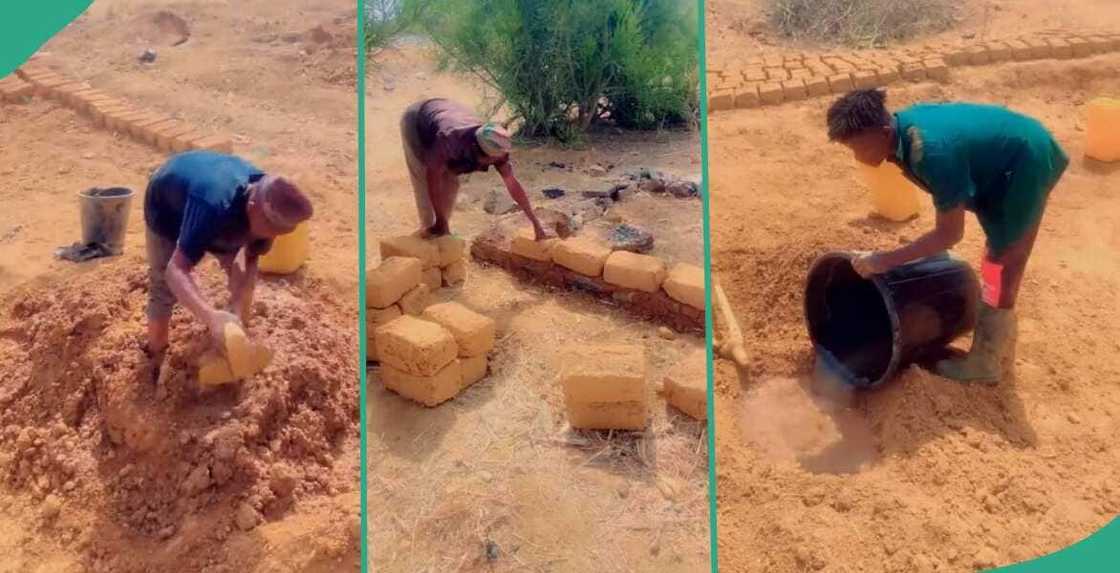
[143,151,313,357]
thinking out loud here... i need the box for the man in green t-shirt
[826,89,1069,384]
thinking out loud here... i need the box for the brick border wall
[0,58,233,154]
[708,30,1120,113]
[470,229,705,335]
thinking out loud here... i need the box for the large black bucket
[804,252,980,388]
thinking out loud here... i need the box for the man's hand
[208,310,243,353]
[852,253,887,279]
[533,224,553,241]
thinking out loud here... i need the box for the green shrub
[364,0,432,55]
[417,0,698,139]
[767,0,956,47]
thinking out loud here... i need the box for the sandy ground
[709,3,1120,570]
[364,42,710,572]
[0,1,360,571]
[707,0,1120,66]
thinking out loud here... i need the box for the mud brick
[422,301,496,358]
[708,86,735,112]
[379,235,439,269]
[567,401,648,431]
[398,283,431,316]
[1023,38,1052,59]
[788,68,813,80]
[76,93,115,114]
[68,88,105,109]
[662,349,707,421]
[959,46,986,65]
[758,82,783,105]
[762,54,784,67]
[1048,38,1074,59]
[91,104,132,128]
[381,359,462,407]
[367,256,422,309]
[804,76,830,97]
[127,114,173,139]
[662,263,704,310]
[0,78,34,101]
[923,59,949,81]
[50,82,92,104]
[28,75,70,97]
[420,267,442,291]
[603,251,667,293]
[850,70,878,89]
[827,73,853,93]
[901,64,927,81]
[1064,37,1087,55]
[988,41,1015,62]
[442,259,467,286]
[1004,39,1032,61]
[511,228,557,262]
[366,305,403,362]
[744,67,767,82]
[170,131,205,153]
[105,110,148,132]
[942,46,969,66]
[735,83,760,108]
[773,78,804,101]
[764,67,788,81]
[552,238,611,277]
[191,134,234,153]
[375,315,458,377]
[139,119,180,145]
[460,354,488,390]
[432,235,465,266]
[153,122,195,151]
[558,344,647,403]
[1085,35,1113,53]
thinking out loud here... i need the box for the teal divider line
[697,0,718,572]
[990,517,1119,572]
[356,1,369,571]
[0,2,92,77]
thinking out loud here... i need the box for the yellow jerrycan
[857,160,921,222]
[1086,97,1120,162]
[259,221,310,274]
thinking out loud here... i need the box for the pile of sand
[0,261,357,558]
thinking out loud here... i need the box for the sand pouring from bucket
[804,251,981,388]
[79,187,134,255]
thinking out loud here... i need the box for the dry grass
[767,0,957,47]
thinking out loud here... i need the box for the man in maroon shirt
[400,98,549,240]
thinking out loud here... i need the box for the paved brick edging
[708,30,1120,112]
[0,59,233,154]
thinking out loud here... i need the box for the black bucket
[804,252,980,388]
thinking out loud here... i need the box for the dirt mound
[0,260,357,568]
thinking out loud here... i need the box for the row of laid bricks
[470,226,706,334]
[1,61,232,154]
[709,31,1120,112]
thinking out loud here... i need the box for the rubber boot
[934,304,1016,384]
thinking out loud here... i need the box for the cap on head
[475,122,512,158]
[257,176,313,232]
[826,88,892,142]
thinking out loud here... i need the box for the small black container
[804,252,980,388]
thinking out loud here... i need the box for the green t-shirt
[892,103,1068,252]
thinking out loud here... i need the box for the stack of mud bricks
[485,228,705,333]
[379,234,468,291]
[559,345,649,431]
[708,30,1120,113]
[370,297,496,407]
[1,60,232,153]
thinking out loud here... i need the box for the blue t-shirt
[143,151,269,264]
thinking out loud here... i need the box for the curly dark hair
[826,89,892,141]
